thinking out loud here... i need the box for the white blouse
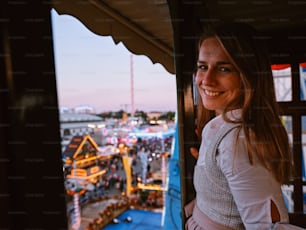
[197,110,292,229]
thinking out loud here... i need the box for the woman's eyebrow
[197,60,233,65]
[216,61,233,65]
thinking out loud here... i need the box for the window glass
[272,64,292,102]
[302,116,306,183]
[301,116,306,213]
[283,115,306,213]
[304,185,306,213]
[300,63,306,101]
[281,116,294,213]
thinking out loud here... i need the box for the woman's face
[196,37,242,115]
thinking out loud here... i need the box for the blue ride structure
[162,118,182,229]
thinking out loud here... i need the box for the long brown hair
[196,22,293,184]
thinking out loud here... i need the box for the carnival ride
[62,124,181,229]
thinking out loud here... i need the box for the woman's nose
[196,69,215,86]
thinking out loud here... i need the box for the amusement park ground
[66,174,165,229]
[67,186,164,230]
[65,132,172,229]
[74,199,114,230]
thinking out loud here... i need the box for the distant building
[74,105,95,114]
[59,105,96,114]
[147,111,162,120]
[59,106,72,113]
[59,112,105,150]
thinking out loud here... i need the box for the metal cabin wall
[167,0,208,227]
[168,0,306,228]
[0,2,67,229]
[267,27,306,228]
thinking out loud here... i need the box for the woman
[185,22,302,229]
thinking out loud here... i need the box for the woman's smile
[196,37,241,114]
[203,89,222,97]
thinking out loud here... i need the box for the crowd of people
[66,135,174,211]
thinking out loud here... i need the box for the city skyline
[51,9,177,113]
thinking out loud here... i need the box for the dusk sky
[51,9,177,113]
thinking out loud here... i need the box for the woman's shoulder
[217,122,246,158]
[206,109,242,128]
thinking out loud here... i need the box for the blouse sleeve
[216,128,289,229]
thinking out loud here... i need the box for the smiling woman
[186,22,305,230]
[195,37,241,115]
[51,9,177,113]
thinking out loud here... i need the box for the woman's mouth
[204,89,221,97]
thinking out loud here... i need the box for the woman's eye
[219,66,232,72]
[197,65,208,71]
